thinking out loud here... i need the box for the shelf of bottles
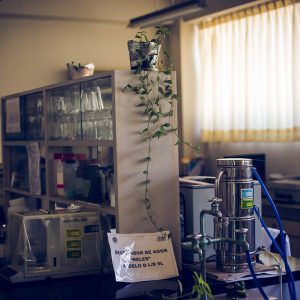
[1,75,115,213]
[47,145,115,213]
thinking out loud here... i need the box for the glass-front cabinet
[2,73,116,221]
[46,77,113,142]
[1,71,181,259]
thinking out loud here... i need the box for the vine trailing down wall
[124,26,199,233]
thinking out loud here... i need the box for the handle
[235,228,248,234]
[185,233,203,242]
[215,170,225,197]
[235,228,248,242]
[207,197,222,204]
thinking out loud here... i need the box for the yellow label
[241,198,253,209]
[67,250,81,259]
[66,229,81,238]
[66,240,81,249]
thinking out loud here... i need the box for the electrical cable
[245,250,269,300]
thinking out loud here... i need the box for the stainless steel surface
[180,176,262,263]
[215,158,256,272]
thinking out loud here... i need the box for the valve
[235,228,248,244]
[207,197,222,204]
[235,228,248,235]
[185,233,203,248]
[207,197,222,216]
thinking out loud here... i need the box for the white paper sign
[6,97,21,133]
[108,231,179,283]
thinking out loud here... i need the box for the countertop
[0,259,299,300]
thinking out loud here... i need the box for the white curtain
[194,2,300,142]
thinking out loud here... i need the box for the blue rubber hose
[254,205,296,300]
[252,167,296,299]
[252,168,286,254]
[252,167,296,300]
[245,250,269,300]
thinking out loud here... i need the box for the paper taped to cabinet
[108,231,179,282]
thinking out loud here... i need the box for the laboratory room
[0,0,299,299]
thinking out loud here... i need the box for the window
[194,1,300,142]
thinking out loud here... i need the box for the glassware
[81,86,104,112]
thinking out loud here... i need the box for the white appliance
[180,176,262,262]
[0,208,103,283]
[268,175,300,204]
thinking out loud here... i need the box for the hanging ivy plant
[124,26,200,232]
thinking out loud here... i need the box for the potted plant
[127,29,162,72]
[66,61,95,80]
[123,28,215,300]
[162,272,214,300]
[124,26,200,232]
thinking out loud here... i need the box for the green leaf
[141,75,148,81]
[145,156,151,161]
[136,102,146,107]
[158,86,164,95]
[143,170,148,174]
[135,31,148,42]
[145,107,154,115]
[142,128,148,133]
[149,111,159,123]
[163,68,172,75]
[162,123,170,128]
[163,80,172,84]
[123,84,133,92]
[164,89,172,98]
[152,130,162,139]
[155,26,170,36]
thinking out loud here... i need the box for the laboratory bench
[0,260,299,300]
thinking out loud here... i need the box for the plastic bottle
[63,154,77,199]
[75,159,88,199]
[54,153,64,196]
[88,162,102,203]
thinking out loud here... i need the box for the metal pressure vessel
[215,158,256,272]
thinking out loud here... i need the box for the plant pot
[127,40,161,72]
[66,63,95,80]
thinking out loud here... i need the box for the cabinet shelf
[47,140,114,147]
[3,141,45,147]
[1,70,181,265]
[49,197,116,215]
[4,187,46,199]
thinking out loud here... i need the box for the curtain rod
[193,0,297,26]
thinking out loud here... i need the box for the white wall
[0,0,169,96]
[0,0,169,162]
